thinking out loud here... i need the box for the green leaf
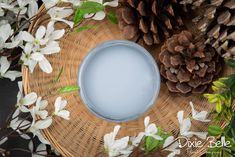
[225,59,235,67]
[73,9,84,24]
[213,81,226,88]
[216,102,222,113]
[55,67,63,82]
[76,25,95,32]
[208,125,223,136]
[107,12,118,24]
[73,1,104,24]
[57,86,80,93]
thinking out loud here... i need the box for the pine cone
[117,0,184,46]
[159,31,222,95]
[179,0,206,11]
[181,0,235,59]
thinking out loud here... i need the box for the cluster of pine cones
[116,0,233,95]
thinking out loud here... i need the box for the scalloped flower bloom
[53,97,70,120]
[104,125,131,157]
[16,81,37,113]
[28,117,53,144]
[190,102,211,122]
[142,116,163,140]
[47,7,74,28]
[177,111,208,139]
[31,97,49,121]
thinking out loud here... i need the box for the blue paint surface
[78,40,160,122]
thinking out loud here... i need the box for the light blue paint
[78,40,160,122]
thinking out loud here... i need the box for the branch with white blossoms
[103,102,211,157]
[0,81,70,157]
[1,0,119,75]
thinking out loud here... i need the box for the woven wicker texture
[22,6,235,157]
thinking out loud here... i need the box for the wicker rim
[21,4,235,157]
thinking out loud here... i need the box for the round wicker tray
[22,5,235,157]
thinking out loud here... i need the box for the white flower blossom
[140,116,163,140]
[31,97,49,121]
[21,42,53,74]
[0,56,21,81]
[20,43,38,73]
[47,7,74,28]
[163,136,180,157]
[0,23,20,50]
[20,23,64,73]
[177,111,208,139]
[84,0,118,20]
[0,1,15,16]
[104,125,131,157]
[190,102,210,122]
[20,26,47,46]
[53,97,70,120]
[45,21,65,43]
[0,0,35,16]
[28,117,52,144]
[16,81,37,112]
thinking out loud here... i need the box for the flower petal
[0,56,10,74]
[57,110,70,120]
[92,11,105,20]
[180,118,191,135]
[38,57,53,73]
[51,29,65,40]
[36,131,50,145]
[20,31,34,42]
[177,111,184,125]
[31,52,44,61]
[144,116,150,128]
[104,0,119,7]
[163,136,175,148]
[112,136,129,150]
[4,40,20,49]
[27,60,37,73]
[53,18,74,28]
[28,140,34,152]
[3,70,22,81]
[36,26,46,40]
[188,131,208,140]
[146,123,157,134]
[27,1,38,18]
[113,125,121,140]
[0,24,12,42]
[40,41,60,55]
[54,97,62,113]
[34,117,52,130]
[23,92,37,106]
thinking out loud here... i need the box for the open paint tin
[78,40,160,122]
